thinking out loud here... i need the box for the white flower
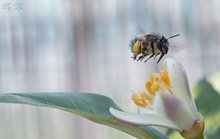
[109,58,204,139]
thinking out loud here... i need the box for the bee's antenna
[167,34,180,40]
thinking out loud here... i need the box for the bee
[129,33,180,63]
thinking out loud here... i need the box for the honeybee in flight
[129,33,180,63]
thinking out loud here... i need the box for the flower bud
[180,118,205,139]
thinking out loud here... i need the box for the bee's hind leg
[144,54,155,62]
[137,55,144,61]
[131,56,136,60]
[131,54,138,60]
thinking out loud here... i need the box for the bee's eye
[164,46,169,54]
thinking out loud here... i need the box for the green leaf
[193,78,220,139]
[0,92,167,139]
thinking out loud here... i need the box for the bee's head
[158,36,169,54]
[158,34,180,54]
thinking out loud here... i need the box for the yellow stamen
[160,68,173,94]
[146,73,163,95]
[131,68,174,108]
[131,94,148,108]
[131,92,154,108]
[146,81,155,96]
[139,92,154,104]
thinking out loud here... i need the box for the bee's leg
[139,47,147,61]
[151,42,155,54]
[144,42,155,62]
[157,53,164,63]
[140,55,147,61]
[131,56,136,60]
[131,54,138,60]
[137,55,144,61]
[154,53,160,59]
[144,54,155,62]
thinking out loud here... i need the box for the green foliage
[0,93,167,139]
[193,78,220,139]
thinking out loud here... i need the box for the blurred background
[0,0,220,139]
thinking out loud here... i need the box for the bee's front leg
[157,53,164,63]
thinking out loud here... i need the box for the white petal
[164,58,191,100]
[164,58,200,119]
[159,93,197,130]
[138,107,156,114]
[109,107,180,130]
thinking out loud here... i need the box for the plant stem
[198,134,205,139]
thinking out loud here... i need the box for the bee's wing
[169,45,183,53]
[137,25,145,34]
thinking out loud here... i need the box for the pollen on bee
[132,40,141,54]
